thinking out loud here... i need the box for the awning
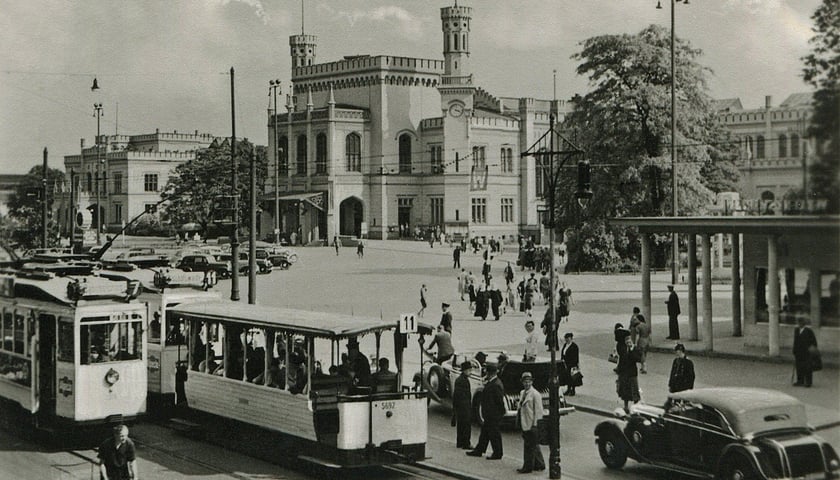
[261,191,326,211]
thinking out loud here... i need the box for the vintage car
[594,387,840,480]
[115,248,171,268]
[423,349,574,426]
[215,251,272,275]
[259,245,298,269]
[176,253,233,279]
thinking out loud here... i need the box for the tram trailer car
[171,302,430,468]
[0,271,148,432]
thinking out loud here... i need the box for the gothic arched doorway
[339,197,363,237]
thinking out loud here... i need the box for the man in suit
[793,317,817,387]
[466,363,505,460]
[516,372,545,474]
[665,285,681,340]
[452,361,473,449]
[561,332,579,396]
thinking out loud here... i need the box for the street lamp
[93,102,104,245]
[269,79,281,244]
[657,0,688,285]
[522,114,590,479]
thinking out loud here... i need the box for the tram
[0,269,148,430]
[98,265,220,411]
[170,302,429,467]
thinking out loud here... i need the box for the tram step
[297,455,342,469]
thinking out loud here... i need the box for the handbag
[608,350,619,364]
[536,418,549,445]
[570,367,583,387]
[809,346,823,372]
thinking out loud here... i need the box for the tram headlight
[105,368,120,386]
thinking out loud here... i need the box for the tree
[560,24,739,268]
[7,165,65,250]
[802,0,839,213]
[161,138,268,239]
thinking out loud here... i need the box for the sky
[0,0,822,175]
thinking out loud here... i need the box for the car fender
[594,421,642,460]
[717,444,766,478]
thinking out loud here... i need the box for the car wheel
[426,365,447,398]
[288,253,298,263]
[597,431,627,470]
[280,260,290,269]
[472,394,485,426]
[718,456,758,480]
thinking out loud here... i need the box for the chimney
[80,138,85,148]
[765,95,772,109]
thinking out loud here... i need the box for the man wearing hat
[668,344,695,393]
[466,363,505,459]
[665,285,681,340]
[452,361,473,449]
[516,371,545,473]
[440,303,453,334]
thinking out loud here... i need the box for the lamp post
[522,114,591,479]
[230,67,240,302]
[42,147,48,249]
[657,0,687,285]
[93,102,104,245]
[269,79,281,244]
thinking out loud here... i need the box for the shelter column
[688,234,698,341]
[767,235,780,356]
[701,233,713,351]
[717,233,725,268]
[641,233,651,329]
[731,234,742,336]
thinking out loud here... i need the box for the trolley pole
[269,80,281,244]
[42,147,48,249]
[230,67,240,302]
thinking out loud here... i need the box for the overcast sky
[0,0,821,175]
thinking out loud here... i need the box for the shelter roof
[611,215,840,235]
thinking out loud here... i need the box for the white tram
[98,266,220,411]
[0,270,148,429]
[171,302,429,467]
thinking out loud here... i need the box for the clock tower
[439,2,475,122]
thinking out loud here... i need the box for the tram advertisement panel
[55,362,75,418]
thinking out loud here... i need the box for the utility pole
[93,103,104,245]
[230,67,240,302]
[269,80,281,244]
[42,148,48,249]
[248,143,257,304]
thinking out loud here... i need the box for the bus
[0,269,147,431]
[170,302,429,467]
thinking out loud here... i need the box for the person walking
[516,371,546,474]
[489,283,503,321]
[466,363,504,460]
[457,268,467,301]
[634,314,652,374]
[665,284,681,339]
[668,343,695,393]
[504,261,514,287]
[453,245,461,269]
[440,302,453,334]
[474,285,490,321]
[629,306,641,342]
[616,335,642,412]
[332,235,342,256]
[523,320,539,362]
[467,272,477,311]
[356,237,365,259]
[453,361,473,449]
[418,284,428,318]
[558,282,573,323]
[793,317,817,387]
[98,424,138,480]
[560,332,579,396]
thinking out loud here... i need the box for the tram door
[37,315,57,417]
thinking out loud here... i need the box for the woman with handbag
[560,332,580,396]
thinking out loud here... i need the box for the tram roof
[172,302,432,340]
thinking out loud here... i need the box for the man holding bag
[516,372,545,474]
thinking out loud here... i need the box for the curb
[415,461,493,480]
[647,346,839,369]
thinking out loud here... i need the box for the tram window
[2,310,12,351]
[0,351,31,387]
[165,315,187,346]
[13,312,24,354]
[80,322,143,364]
[149,311,162,344]
[27,312,38,358]
[57,321,74,362]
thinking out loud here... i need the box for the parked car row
[173,244,297,277]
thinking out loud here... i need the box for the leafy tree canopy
[7,165,65,249]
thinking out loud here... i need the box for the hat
[674,343,686,352]
[442,302,450,308]
[667,284,674,290]
[460,361,474,370]
[497,353,508,362]
[485,364,498,374]
[520,371,533,381]
[475,351,487,362]
[564,332,573,339]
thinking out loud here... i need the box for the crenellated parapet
[293,55,443,81]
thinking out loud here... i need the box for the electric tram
[170,302,429,467]
[0,269,148,430]
[98,264,220,411]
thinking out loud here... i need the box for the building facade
[265,3,572,244]
[57,130,215,237]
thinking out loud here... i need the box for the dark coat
[667,291,681,316]
[440,311,453,332]
[616,346,641,377]
[481,376,506,422]
[453,373,472,418]
[793,326,817,361]
[560,341,579,369]
[668,356,695,393]
[453,247,461,260]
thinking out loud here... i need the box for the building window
[399,134,412,173]
[471,198,486,224]
[113,172,122,194]
[778,134,787,158]
[144,174,158,192]
[315,132,327,174]
[501,198,514,223]
[779,268,811,325]
[472,146,486,169]
[296,135,307,175]
[430,197,444,226]
[113,204,122,223]
[535,148,550,197]
[430,145,443,174]
[279,136,289,174]
[756,135,765,159]
[500,147,513,173]
[345,133,361,172]
[144,204,157,214]
[790,134,799,158]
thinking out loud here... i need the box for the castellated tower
[440,3,471,77]
[289,34,317,70]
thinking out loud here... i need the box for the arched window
[315,133,327,174]
[278,136,288,174]
[756,135,765,159]
[399,134,412,173]
[761,190,775,201]
[345,133,361,172]
[790,134,799,157]
[744,136,754,159]
[778,134,787,158]
[296,135,307,175]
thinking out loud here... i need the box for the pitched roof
[711,98,743,112]
[779,92,813,108]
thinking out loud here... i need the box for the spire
[328,83,335,106]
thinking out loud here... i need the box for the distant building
[716,93,816,204]
[264,2,573,244]
[55,129,215,236]
[0,174,26,216]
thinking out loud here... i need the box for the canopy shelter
[260,191,326,212]
[612,215,840,356]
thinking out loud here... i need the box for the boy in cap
[516,372,545,473]
[452,361,473,448]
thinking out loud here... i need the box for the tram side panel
[65,361,147,422]
[336,397,427,451]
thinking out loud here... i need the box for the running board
[297,455,342,469]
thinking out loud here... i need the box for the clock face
[449,103,464,117]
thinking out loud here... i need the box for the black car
[594,387,840,479]
[176,254,232,279]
